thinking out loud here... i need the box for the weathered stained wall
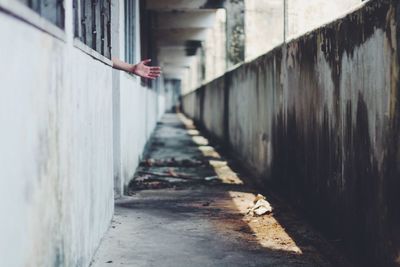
[182,0,400,265]
[224,0,245,67]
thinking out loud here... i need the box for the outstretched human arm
[112,57,161,80]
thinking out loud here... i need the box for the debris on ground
[248,194,273,216]
[137,168,198,180]
[167,168,178,177]
[140,158,207,167]
[96,114,352,267]
[204,176,220,182]
[128,175,174,192]
[254,194,266,203]
[130,167,221,191]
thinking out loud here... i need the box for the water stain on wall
[183,0,400,266]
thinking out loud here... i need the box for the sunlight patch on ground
[187,129,200,136]
[177,113,195,129]
[198,146,221,158]
[191,135,209,146]
[228,191,303,254]
[209,160,243,185]
[178,112,300,253]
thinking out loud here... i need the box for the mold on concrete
[182,1,400,265]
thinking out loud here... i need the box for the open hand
[131,59,161,80]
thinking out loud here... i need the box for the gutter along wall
[182,0,400,265]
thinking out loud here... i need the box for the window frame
[124,0,136,65]
[0,0,65,41]
[73,0,112,62]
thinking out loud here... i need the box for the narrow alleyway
[91,113,352,267]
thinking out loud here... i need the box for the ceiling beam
[155,29,208,44]
[155,11,216,29]
[146,0,224,11]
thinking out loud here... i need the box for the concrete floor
[91,113,352,267]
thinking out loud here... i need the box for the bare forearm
[112,57,135,73]
[112,57,161,79]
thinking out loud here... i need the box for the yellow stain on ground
[177,113,195,128]
[198,146,221,158]
[228,191,303,254]
[187,129,200,136]
[191,135,209,146]
[209,160,243,185]
[178,112,302,255]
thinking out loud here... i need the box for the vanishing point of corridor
[2,0,399,266]
[92,113,351,267]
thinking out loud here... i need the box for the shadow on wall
[182,0,400,266]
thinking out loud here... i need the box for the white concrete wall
[114,0,163,194]
[0,9,114,267]
[0,0,164,266]
[204,9,226,82]
[119,74,160,190]
[245,0,284,60]
[286,0,363,40]
[244,0,363,60]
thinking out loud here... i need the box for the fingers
[148,74,160,79]
[141,59,162,70]
[142,59,152,65]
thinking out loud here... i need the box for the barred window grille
[73,0,112,58]
[17,0,65,29]
[124,0,136,64]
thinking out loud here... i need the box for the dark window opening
[125,0,136,64]
[17,0,65,29]
[73,0,111,58]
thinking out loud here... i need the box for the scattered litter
[140,158,206,167]
[167,168,178,177]
[137,169,198,180]
[134,175,171,183]
[248,194,273,216]
[254,194,266,203]
[129,179,172,191]
[135,175,151,182]
[144,159,155,167]
[204,176,220,182]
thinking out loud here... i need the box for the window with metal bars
[17,0,65,29]
[124,0,136,64]
[73,0,111,58]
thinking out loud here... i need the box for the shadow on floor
[93,112,354,267]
